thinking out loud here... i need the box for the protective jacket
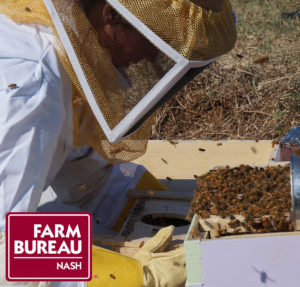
[0,12,164,287]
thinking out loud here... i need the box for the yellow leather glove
[88,245,144,287]
[88,226,186,287]
[134,226,187,287]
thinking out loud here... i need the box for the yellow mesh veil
[0,0,153,164]
[0,0,236,164]
[117,0,236,61]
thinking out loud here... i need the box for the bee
[233,228,241,235]
[210,206,218,215]
[198,148,206,152]
[277,220,284,230]
[295,148,300,156]
[161,158,168,164]
[171,245,181,249]
[250,146,257,154]
[193,131,201,137]
[261,216,270,228]
[166,176,172,181]
[139,241,145,248]
[284,211,291,219]
[201,212,210,219]
[78,184,86,191]
[109,274,116,279]
[253,218,262,225]
[168,139,178,146]
[73,98,82,104]
[216,228,224,236]
[272,140,278,148]
[25,7,31,12]
[254,55,269,64]
[147,190,154,197]
[190,230,198,239]
[8,83,18,89]
[228,219,241,228]
[111,147,123,154]
[217,143,222,146]
[288,142,298,148]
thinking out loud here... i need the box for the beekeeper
[0,0,236,286]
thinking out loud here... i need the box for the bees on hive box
[188,164,292,236]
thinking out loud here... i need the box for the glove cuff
[143,265,155,287]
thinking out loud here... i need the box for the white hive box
[185,209,300,286]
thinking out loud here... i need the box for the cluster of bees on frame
[188,164,294,236]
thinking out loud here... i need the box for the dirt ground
[151,0,300,142]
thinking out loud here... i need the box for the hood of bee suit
[0,0,236,163]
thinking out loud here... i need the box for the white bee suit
[0,13,74,229]
[0,12,81,287]
[0,13,147,287]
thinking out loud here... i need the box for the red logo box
[6,213,92,281]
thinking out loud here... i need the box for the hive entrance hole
[141,214,190,227]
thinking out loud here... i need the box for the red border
[6,212,92,281]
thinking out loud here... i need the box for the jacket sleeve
[0,14,67,231]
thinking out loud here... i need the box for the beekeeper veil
[0,0,236,162]
[42,0,236,136]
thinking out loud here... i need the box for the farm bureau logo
[6,213,92,281]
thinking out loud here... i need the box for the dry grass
[151,0,300,141]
